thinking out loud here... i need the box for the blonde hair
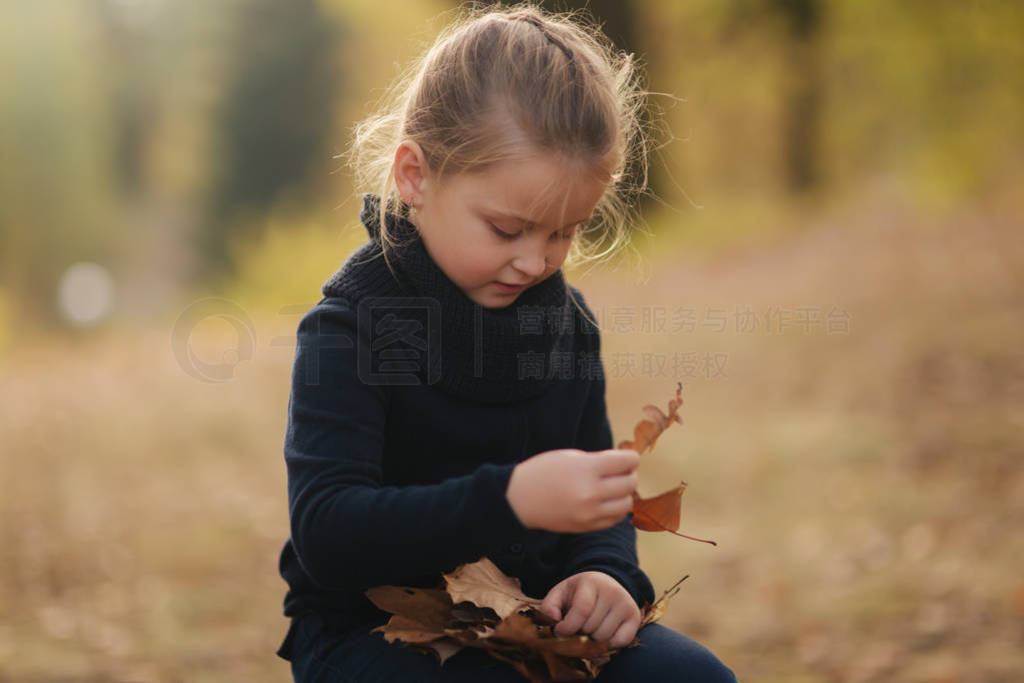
[347,2,650,301]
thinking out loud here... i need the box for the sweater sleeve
[559,329,657,610]
[284,298,528,590]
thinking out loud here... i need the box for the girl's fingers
[609,615,641,649]
[540,582,567,622]
[597,494,633,518]
[598,472,637,499]
[581,597,612,636]
[593,450,640,476]
[591,611,621,643]
[555,581,596,637]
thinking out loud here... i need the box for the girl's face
[396,147,610,309]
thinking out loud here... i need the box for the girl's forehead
[458,154,609,225]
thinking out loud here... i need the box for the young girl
[276,5,736,681]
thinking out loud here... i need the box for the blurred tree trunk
[775,0,823,195]
[722,0,824,196]
[0,0,120,330]
[201,0,342,280]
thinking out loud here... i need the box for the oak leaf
[365,585,452,631]
[444,557,543,619]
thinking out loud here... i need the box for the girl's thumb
[540,585,564,621]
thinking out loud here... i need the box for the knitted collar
[321,194,575,403]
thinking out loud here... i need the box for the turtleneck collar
[321,194,579,403]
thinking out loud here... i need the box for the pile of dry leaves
[367,558,687,681]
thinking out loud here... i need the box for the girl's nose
[512,247,548,278]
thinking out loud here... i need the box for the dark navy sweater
[276,196,655,657]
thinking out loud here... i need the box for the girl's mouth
[494,281,527,294]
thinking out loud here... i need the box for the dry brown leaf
[365,585,452,631]
[617,382,684,455]
[632,484,717,546]
[534,632,613,659]
[444,557,543,620]
[450,601,501,627]
[372,614,446,644]
[540,649,593,681]
[489,609,544,646]
[616,383,717,546]
[369,613,465,665]
[641,573,689,628]
[631,483,685,533]
[482,609,617,681]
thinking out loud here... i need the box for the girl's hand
[540,571,642,649]
[506,448,639,533]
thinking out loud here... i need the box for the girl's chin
[468,289,520,309]
[478,296,517,310]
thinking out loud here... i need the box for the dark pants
[286,613,738,682]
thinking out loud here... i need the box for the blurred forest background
[1,0,1021,681]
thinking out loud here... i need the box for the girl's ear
[393,140,429,207]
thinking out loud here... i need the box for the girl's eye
[489,223,519,240]
[489,222,575,241]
